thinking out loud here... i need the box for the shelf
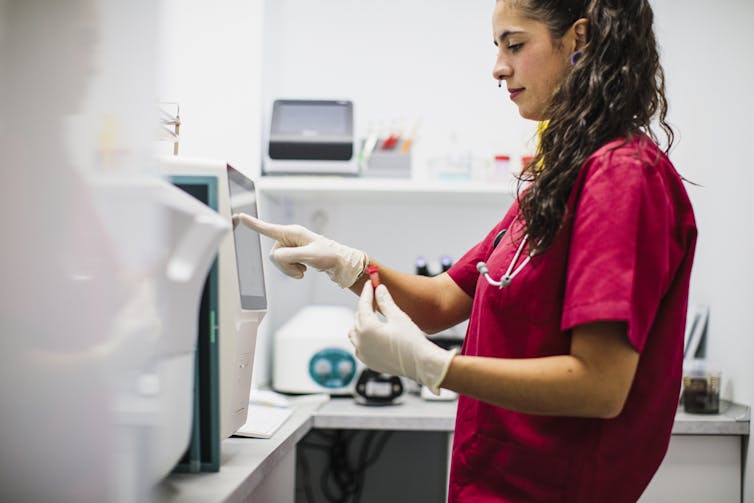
[255,176,517,205]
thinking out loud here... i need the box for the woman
[238,0,697,500]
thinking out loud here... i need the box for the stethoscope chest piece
[477,230,533,289]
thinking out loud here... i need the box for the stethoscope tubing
[476,229,532,289]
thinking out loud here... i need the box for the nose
[492,53,512,82]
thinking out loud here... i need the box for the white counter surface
[312,394,457,431]
[158,394,749,502]
[155,401,318,503]
[313,395,750,434]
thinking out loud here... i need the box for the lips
[508,88,524,100]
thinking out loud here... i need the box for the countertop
[155,400,319,503]
[313,395,750,435]
[158,395,749,502]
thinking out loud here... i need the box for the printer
[263,99,357,175]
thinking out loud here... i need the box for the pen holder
[361,139,412,179]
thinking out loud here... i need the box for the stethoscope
[476,229,533,289]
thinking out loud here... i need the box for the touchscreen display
[227,166,267,310]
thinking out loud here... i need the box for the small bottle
[492,155,511,180]
[682,359,721,414]
[437,132,470,180]
[440,255,453,273]
[415,256,431,277]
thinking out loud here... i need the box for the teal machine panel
[170,175,221,473]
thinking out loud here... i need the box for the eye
[507,43,523,53]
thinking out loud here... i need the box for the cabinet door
[640,435,741,503]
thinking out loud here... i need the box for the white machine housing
[91,175,229,484]
[273,305,361,395]
[159,157,267,440]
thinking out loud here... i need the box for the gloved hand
[349,282,458,395]
[233,213,367,289]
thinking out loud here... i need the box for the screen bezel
[226,166,267,311]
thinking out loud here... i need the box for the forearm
[441,354,627,418]
[349,260,468,334]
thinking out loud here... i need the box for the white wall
[262,0,539,176]
[158,0,265,176]
[653,1,754,500]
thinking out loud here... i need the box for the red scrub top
[446,134,697,502]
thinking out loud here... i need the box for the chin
[518,108,544,122]
[518,109,535,120]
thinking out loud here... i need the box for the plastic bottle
[492,155,511,180]
[415,256,431,277]
[437,132,470,180]
[440,255,453,273]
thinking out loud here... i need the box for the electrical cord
[298,429,393,503]
[297,444,317,503]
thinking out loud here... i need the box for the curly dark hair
[511,0,674,253]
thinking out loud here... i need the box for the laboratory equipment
[429,132,471,180]
[683,359,721,414]
[362,139,412,178]
[264,99,357,175]
[92,175,229,482]
[413,255,454,277]
[225,166,268,438]
[160,157,268,446]
[159,101,181,155]
[415,256,431,277]
[440,255,453,273]
[169,176,224,473]
[273,306,361,394]
[354,369,404,406]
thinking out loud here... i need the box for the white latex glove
[234,213,367,289]
[349,282,458,395]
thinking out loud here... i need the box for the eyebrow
[494,30,525,46]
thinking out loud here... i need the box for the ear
[572,18,589,51]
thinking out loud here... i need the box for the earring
[570,50,583,66]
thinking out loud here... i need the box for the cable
[353,431,392,502]
[296,445,317,503]
[299,429,394,503]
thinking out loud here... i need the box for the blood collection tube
[366,265,380,288]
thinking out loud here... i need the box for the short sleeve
[561,151,676,352]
